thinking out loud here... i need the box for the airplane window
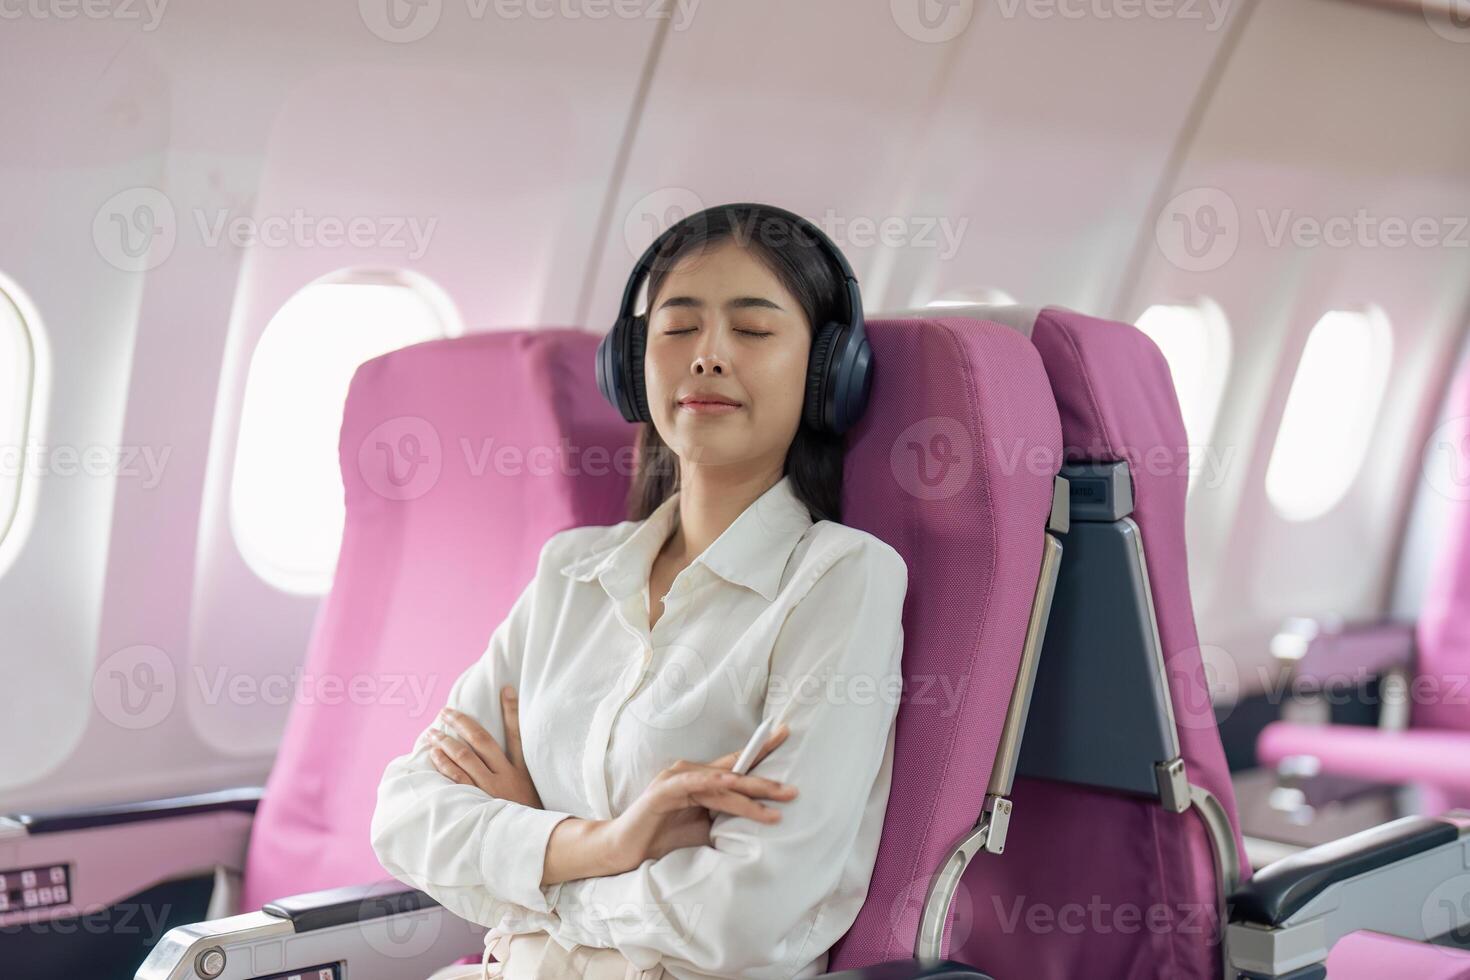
[230,272,462,594]
[0,282,40,568]
[1265,307,1393,522]
[926,286,1017,308]
[1134,299,1232,491]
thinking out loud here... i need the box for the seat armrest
[0,788,260,937]
[1272,618,1415,692]
[1225,811,1470,978]
[137,879,485,980]
[816,958,993,979]
[262,880,440,931]
[1230,814,1459,925]
[6,786,263,834]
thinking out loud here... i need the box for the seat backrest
[1413,357,1470,733]
[922,305,1248,980]
[826,315,1063,970]
[241,328,634,911]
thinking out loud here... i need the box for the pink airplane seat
[239,327,636,914]
[816,313,1066,973]
[949,306,1248,980]
[1257,356,1470,816]
[906,305,1470,980]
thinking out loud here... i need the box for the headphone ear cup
[804,321,841,433]
[628,315,651,423]
[596,321,623,419]
[836,331,873,435]
[599,315,647,424]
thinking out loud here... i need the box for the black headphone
[596,202,873,436]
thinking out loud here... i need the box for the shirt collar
[558,474,814,602]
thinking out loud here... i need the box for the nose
[690,328,730,376]
[691,354,726,376]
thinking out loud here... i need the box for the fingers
[664,768,797,823]
[714,770,798,801]
[691,787,784,824]
[500,686,525,768]
[440,706,511,773]
[428,744,473,786]
[428,728,496,790]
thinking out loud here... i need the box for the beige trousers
[425,929,668,980]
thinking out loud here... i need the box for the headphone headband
[616,202,861,329]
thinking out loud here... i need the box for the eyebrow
[655,295,785,313]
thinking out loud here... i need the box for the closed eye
[663,327,772,337]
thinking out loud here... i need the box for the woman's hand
[426,686,542,808]
[610,723,797,867]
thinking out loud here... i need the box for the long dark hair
[626,203,848,525]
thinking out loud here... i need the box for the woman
[370,203,909,980]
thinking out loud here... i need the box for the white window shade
[230,272,461,594]
[1266,307,1393,522]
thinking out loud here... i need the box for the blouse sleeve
[369,541,579,928]
[545,540,909,978]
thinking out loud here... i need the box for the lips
[677,395,743,415]
[677,394,742,407]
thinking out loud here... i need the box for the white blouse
[370,473,909,980]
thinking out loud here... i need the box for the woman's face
[643,240,812,470]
